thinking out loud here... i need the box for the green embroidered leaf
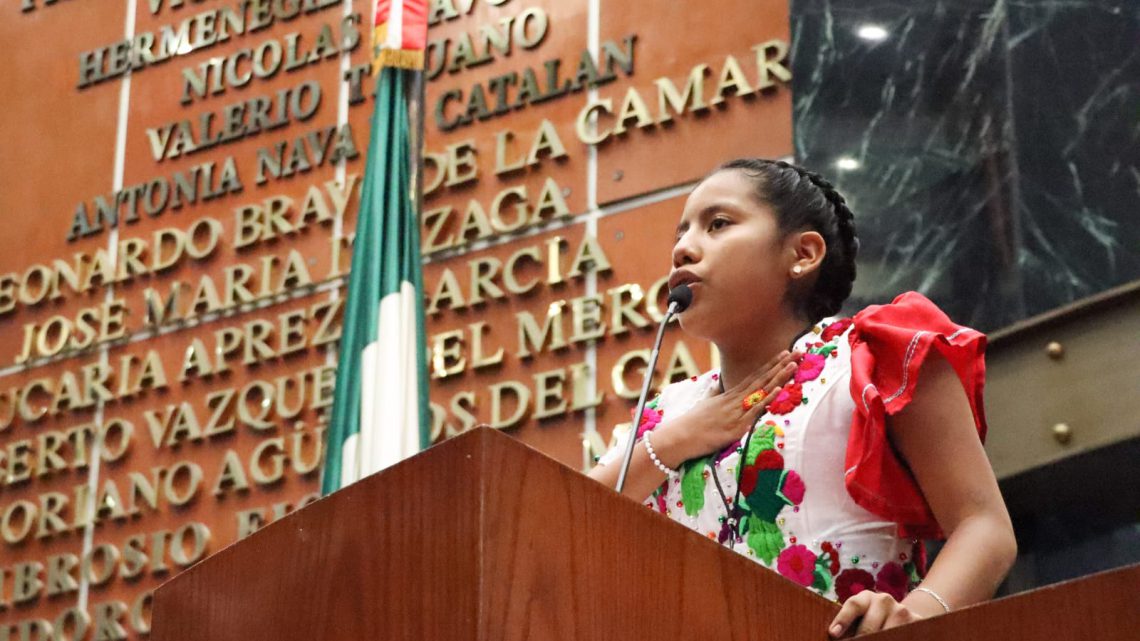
[746,517,784,565]
[646,395,661,410]
[746,469,786,521]
[680,458,709,516]
[904,560,922,585]
[810,344,838,357]
[744,436,763,466]
[757,423,776,443]
[812,555,834,592]
[776,469,792,505]
[744,425,776,465]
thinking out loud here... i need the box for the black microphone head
[667,284,693,313]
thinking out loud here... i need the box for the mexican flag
[321,0,429,494]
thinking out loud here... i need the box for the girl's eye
[709,218,729,231]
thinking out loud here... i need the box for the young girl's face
[669,170,791,342]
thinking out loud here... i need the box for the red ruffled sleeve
[846,291,988,540]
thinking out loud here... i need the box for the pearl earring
[792,265,803,275]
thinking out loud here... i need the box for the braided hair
[713,158,860,322]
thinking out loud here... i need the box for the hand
[652,350,799,466]
[828,591,924,637]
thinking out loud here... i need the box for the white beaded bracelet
[643,431,677,476]
[913,586,951,613]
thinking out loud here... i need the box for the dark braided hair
[713,158,860,322]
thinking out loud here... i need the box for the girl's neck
[716,313,812,390]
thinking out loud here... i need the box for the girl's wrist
[901,589,951,618]
[647,422,692,469]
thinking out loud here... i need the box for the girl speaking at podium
[589,159,1017,637]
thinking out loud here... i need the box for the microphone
[614,284,692,493]
[667,283,693,313]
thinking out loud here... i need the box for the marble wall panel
[789,0,1139,331]
[1006,1,1140,317]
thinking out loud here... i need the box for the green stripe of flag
[321,67,430,494]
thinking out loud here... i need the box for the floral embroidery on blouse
[794,353,827,383]
[634,397,663,438]
[820,317,853,342]
[766,383,804,415]
[634,318,926,603]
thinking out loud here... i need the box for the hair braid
[714,158,860,321]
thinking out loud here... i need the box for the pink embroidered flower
[794,353,827,383]
[821,318,853,342]
[835,568,876,603]
[633,407,663,438]
[777,545,817,587]
[780,470,805,505]
[767,383,803,415]
[875,562,909,601]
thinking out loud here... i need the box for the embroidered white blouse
[598,317,925,603]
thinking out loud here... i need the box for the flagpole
[404,66,429,450]
[404,69,425,219]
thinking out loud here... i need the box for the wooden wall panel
[0,1,793,637]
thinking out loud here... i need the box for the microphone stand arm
[614,301,679,494]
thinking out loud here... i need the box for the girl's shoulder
[850,291,981,342]
[845,291,988,539]
[848,291,986,420]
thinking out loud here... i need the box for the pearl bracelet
[913,586,951,613]
[643,431,677,476]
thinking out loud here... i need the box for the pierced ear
[790,231,827,276]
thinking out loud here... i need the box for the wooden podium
[151,427,1139,641]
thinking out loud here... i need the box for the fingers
[727,350,799,395]
[854,593,895,636]
[883,606,918,630]
[829,592,908,638]
[829,592,871,638]
[757,360,797,397]
[730,352,800,428]
[723,351,786,394]
[743,359,797,417]
[757,348,793,378]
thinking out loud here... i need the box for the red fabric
[374,0,429,49]
[846,292,988,540]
